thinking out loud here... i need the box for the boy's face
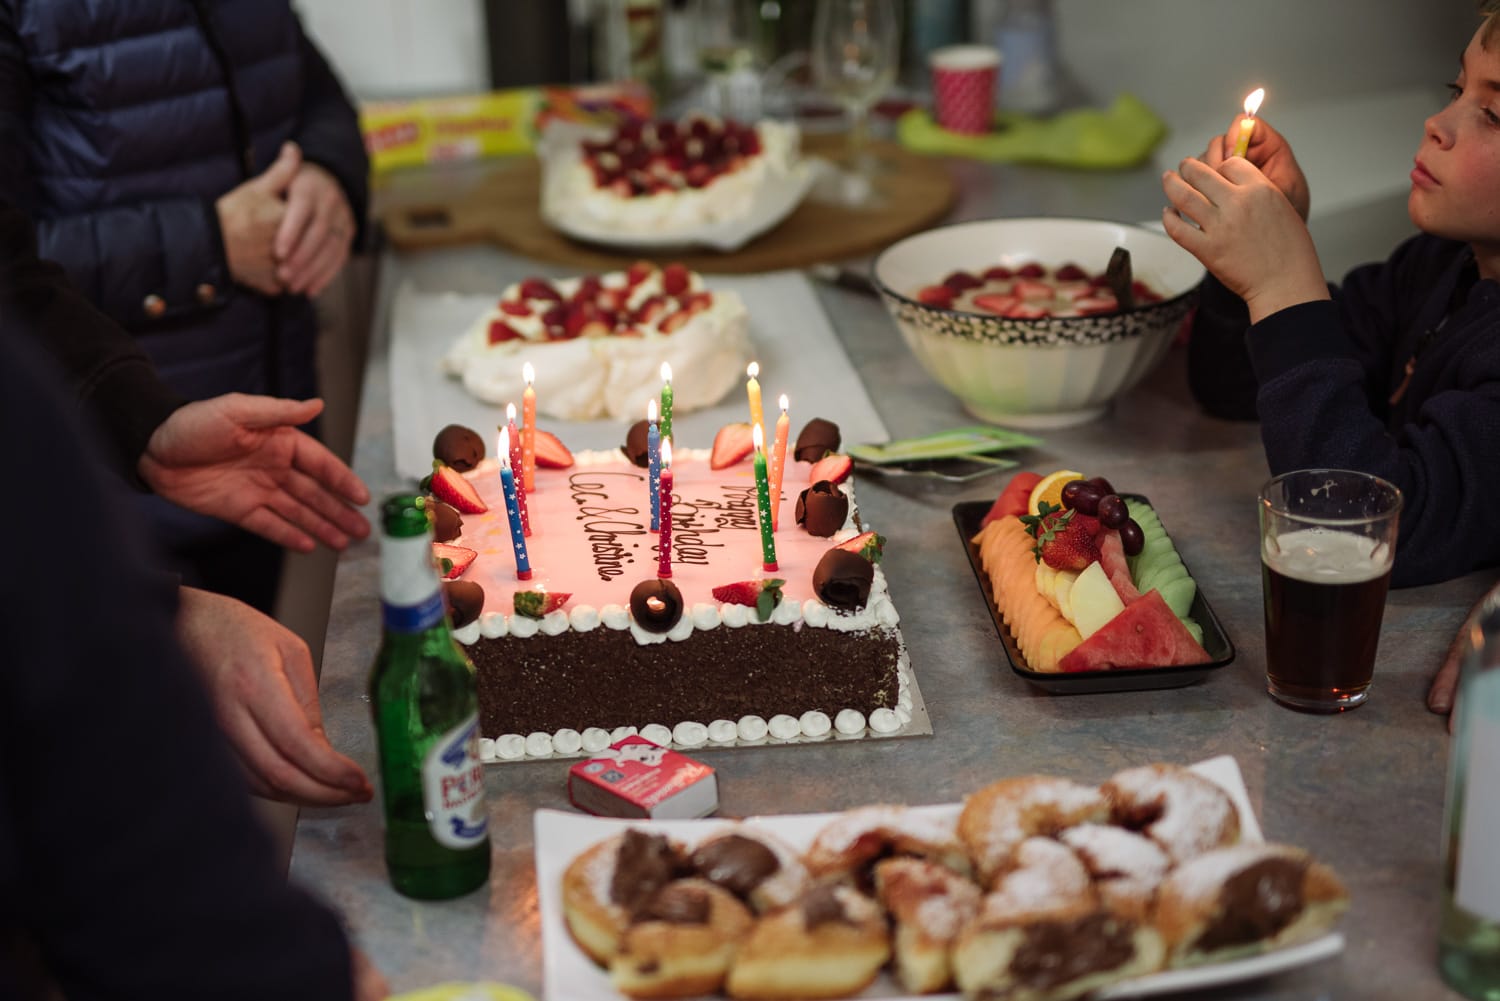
[1409,24,1500,255]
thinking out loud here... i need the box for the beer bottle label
[380,534,445,633]
[1456,669,1500,923]
[422,713,488,849]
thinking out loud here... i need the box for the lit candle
[1231,87,1265,158]
[752,424,778,572]
[497,426,532,581]
[657,439,674,579]
[506,403,530,537]
[659,362,674,442]
[769,394,789,532]
[745,361,764,433]
[647,398,661,532]
[521,362,537,492]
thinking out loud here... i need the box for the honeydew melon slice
[1070,562,1126,638]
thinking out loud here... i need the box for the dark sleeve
[1245,254,1500,588]
[0,339,353,1001]
[0,198,187,483]
[1185,275,1260,420]
[0,13,234,331]
[290,18,371,249]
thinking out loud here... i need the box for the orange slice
[1027,470,1084,516]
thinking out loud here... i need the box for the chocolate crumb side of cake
[470,623,903,737]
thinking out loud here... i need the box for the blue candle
[647,398,661,532]
[498,427,532,581]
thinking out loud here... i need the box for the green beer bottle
[370,493,490,899]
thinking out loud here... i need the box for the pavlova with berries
[971,470,1210,673]
[441,261,750,421]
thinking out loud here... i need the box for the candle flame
[1243,87,1265,118]
[660,361,672,383]
[752,423,764,450]
[779,393,789,411]
[523,361,535,385]
[506,402,516,421]
[498,426,511,466]
[747,361,759,379]
[648,398,657,421]
[661,438,673,468]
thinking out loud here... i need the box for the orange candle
[521,361,536,492]
[769,394,789,531]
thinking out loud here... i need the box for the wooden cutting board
[375,134,957,273]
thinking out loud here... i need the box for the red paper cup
[930,45,1001,135]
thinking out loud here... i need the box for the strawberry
[430,463,488,514]
[678,291,713,315]
[597,287,628,312]
[1054,263,1089,281]
[1004,302,1050,319]
[972,293,1019,316]
[916,284,955,308]
[626,260,656,286]
[513,590,572,618]
[1019,503,1101,572]
[432,542,477,580]
[835,530,885,564]
[658,310,692,334]
[1072,297,1119,317]
[534,429,575,468]
[1012,278,1053,301]
[519,278,562,302]
[710,422,754,469]
[633,294,669,325]
[942,270,984,292]
[1016,262,1047,279]
[982,265,1014,281]
[711,577,785,622]
[662,263,691,295]
[982,471,1043,525]
[487,319,523,345]
[578,319,611,338]
[808,453,853,486]
[498,299,532,318]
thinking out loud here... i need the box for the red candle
[506,403,530,536]
[657,439,673,579]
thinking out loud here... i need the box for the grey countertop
[292,156,1494,1000]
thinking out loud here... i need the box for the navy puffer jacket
[0,0,369,404]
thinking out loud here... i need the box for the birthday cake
[540,115,802,238]
[427,422,911,762]
[441,262,751,421]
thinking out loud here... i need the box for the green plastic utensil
[846,426,1041,466]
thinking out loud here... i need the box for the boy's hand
[1205,116,1311,221]
[1161,156,1329,324]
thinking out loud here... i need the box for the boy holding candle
[1161,9,1500,600]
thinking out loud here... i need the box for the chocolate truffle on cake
[630,579,684,633]
[433,423,485,472]
[814,548,874,610]
[794,417,841,463]
[622,419,652,468]
[443,580,485,629]
[796,480,850,537]
[426,498,464,543]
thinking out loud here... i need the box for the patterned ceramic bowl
[872,217,1205,428]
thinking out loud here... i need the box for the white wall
[295,0,489,99]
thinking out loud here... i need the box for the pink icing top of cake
[455,449,848,616]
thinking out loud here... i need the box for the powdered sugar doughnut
[725,884,891,1000]
[1059,822,1171,923]
[1102,764,1240,864]
[957,776,1109,887]
[874,857,983,994]
[562,828,693,966]
[803,804,972,886]
[609,878,754,999]
[688,825,810,914]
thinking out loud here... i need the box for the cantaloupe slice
[973,519,1083,672]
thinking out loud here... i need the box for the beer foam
[1263,528,1391,584]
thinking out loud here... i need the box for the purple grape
[1086,475,1116,496]
[1119,518,1145,556]
[1097,494,1129,529]
[1061,480,1103,515]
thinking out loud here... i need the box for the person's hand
[1161,156,1330,324]
[350,948,390,1001]
[274,161,356,298]
[175,586,373,806]
[139,394,371,553]
[217,141,302,295]
[1204,116,1312,221]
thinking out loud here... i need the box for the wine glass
[694,0,764,122]
[810,0,900,179]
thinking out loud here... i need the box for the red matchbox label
[567,736,719,820]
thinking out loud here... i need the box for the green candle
[659,362,674,442]
[752,424,778,571]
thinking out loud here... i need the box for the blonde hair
[1484,2,1500,49]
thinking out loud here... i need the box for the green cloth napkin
[898,93,1168,169]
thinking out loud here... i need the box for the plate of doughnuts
[535,756,1347,1001]
[955,499,1237,694]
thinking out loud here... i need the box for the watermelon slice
[1057,589,1210,673]
[982,471,1043,525]
[1096,530,1141,605]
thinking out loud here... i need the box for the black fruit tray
[954,499,1236,694]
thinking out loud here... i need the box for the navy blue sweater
[1187,234,1500,587]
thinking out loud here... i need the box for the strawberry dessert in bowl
[872,218,1204,429]
[538,114,819,251]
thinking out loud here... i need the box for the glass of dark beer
[1259,469,1402,712]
